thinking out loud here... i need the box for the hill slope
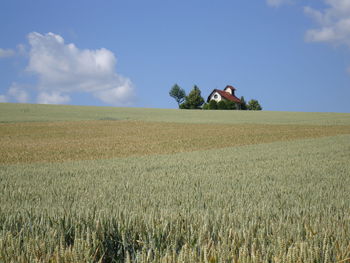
[1,102,350,125]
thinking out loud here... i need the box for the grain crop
[1,104,350,263]
[0,135,349,262]
[0,120,349,164]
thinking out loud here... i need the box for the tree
[240,96,247,110]
[184,85,204,109]
[247,99,262,110]
[217,100,227,110]
[169,84,186,107]
[225,100,237,110]
[208,100,218,110]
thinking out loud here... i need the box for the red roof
[207,89,241,103]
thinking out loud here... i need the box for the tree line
[169,84,262,110]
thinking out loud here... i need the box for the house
[207,85,242,105]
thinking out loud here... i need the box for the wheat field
[1,120,349,164]
[0,103,350,262]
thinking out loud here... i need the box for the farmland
[0,103,350,262]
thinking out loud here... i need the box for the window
[214,94,218,99]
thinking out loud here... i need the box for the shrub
[217,100,227,110]
[225,101,237,110]
[179,102,189,109]
[202,103,209,110]
[208,100,218,110]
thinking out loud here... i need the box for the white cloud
[266,0,292,7]
[26,32,135,105]
[0,83,30,103]
[0,45,26,58]
[16,44,27,56]
[267,0,350,74]
[94,80,135,105]
[7,83,30,103]
[304,0,350,47]
[0,48,15,58]
[0,95,7,102]
[37,91,70,104]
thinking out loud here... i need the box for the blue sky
[1,0,350,112]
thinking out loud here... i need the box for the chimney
[224,85,235,96]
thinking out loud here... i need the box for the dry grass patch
[1,120,349,164]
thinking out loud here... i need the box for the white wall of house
[210,92,222,102]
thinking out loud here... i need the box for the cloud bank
[266,0,292,7]
[37,91,70,104]
[0,32,135,105]
[7,83,30,103]
[0,83,30,103]
[27,32,135,105]
[0,48,15,58]
[267,0,350,48]
[304,0,350,47]
[267,0,350,74]
[0,95,7,102]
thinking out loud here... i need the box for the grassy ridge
[1,120,349,164]
[1,135,350,262]
[1,102,350,125]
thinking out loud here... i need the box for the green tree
[225,100,237,110]
[240,96,247,110]
[208,100,218,110]
[247,99,262,110]
[185,85,204,109]
[217,100,227,110]
[169,84,186,107]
